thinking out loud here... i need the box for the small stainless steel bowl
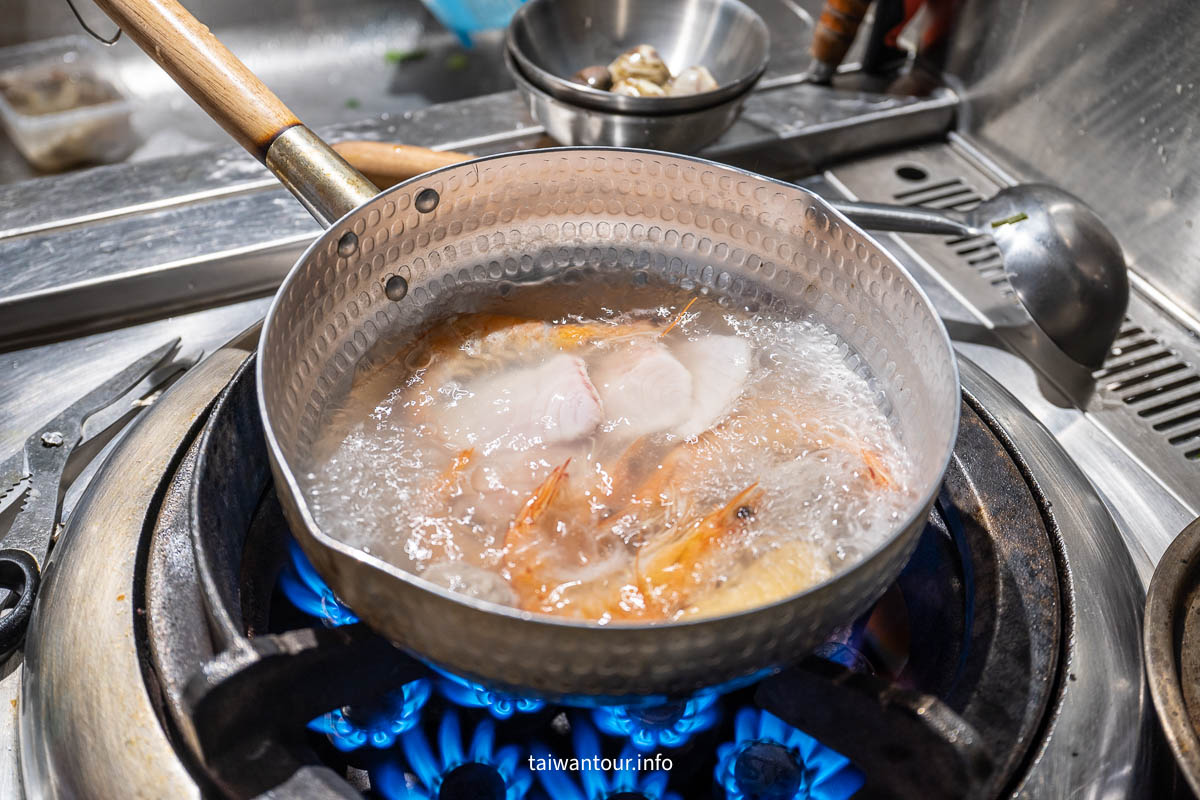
[506,0,769,115]
[507,48,747,152]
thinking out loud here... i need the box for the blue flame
[715,709,864,800]
[307,680,432,752]
[280,537,429,751]
[593,690,721,751]
[372,711,532,800]
[278,538,359,626]
[432,665,546,720]
[532,718,681,800]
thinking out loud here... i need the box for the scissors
[0,339,183,658]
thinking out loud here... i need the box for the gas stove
[4,7,1200,794]
[12,330,1150,800]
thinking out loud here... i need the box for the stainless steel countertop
[0,79,957,350]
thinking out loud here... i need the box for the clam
[611,77,667,98]
[666,65,719,96]
[608,44,671,86]
[571,65,612,90]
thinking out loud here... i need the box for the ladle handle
[92,0,375,226]
[828,200,979,237]
[331,141,473,189]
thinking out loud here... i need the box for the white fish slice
[447,353,603,449]
[592,341,693,437]
[672,335,752,438]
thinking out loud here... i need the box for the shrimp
[503,459,573,603]
[397,448,481,566]
[429,447,476,496]
[635,483,765,616]
[726,395,898,490]
[504,458,572,552]
[506,483,767,621]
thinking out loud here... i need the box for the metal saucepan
[94,0,959,701]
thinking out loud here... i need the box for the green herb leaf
[345,97,361,109]
[446,53,469,72]
[990,212,1028,228]
[386,48,427,64]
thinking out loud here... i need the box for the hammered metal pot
[94,0,959,703]
[257,149,961,702]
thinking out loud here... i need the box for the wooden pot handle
[93,0,299,157]
[331,141,473,188]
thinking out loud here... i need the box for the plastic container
[0,36,137,172]
[419,0,527,45]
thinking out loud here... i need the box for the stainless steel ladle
[829,184,1129,369]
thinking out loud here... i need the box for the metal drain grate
[891,170,1200,463]
[1100,324,1200,460]
[891,179,1013,292]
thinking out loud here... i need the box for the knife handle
[810,0,874,81]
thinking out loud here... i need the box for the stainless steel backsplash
[9,0,1194,325]
[945,0,1200,327]
[1,0,337,46]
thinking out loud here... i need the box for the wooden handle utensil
[331,141,473,189]
[810,0,873,81]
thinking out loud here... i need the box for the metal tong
[0,339,182,658]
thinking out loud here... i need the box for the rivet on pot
[415,188,440,213]
[384,274,409,301]
[337,231,359,257]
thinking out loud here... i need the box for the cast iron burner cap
[437,761,506,800]
[732,741,804,800]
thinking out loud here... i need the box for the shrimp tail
[430,447,476,496]
[504,458,571,551]
[503,458,573,608]
[861,448,893,489]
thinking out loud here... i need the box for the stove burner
[433,666,546,720]
[277,538,433,752]
[148,362,1089,799]
[279,534,545,728]
[714,709,863,800]
[532,718,680,800]
[372,712,531,800]
[593,690,721,751]
[278,538,358,626]
[308,680,432,751]
[437,762,508,799]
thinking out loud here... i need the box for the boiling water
[303,292,915,623]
